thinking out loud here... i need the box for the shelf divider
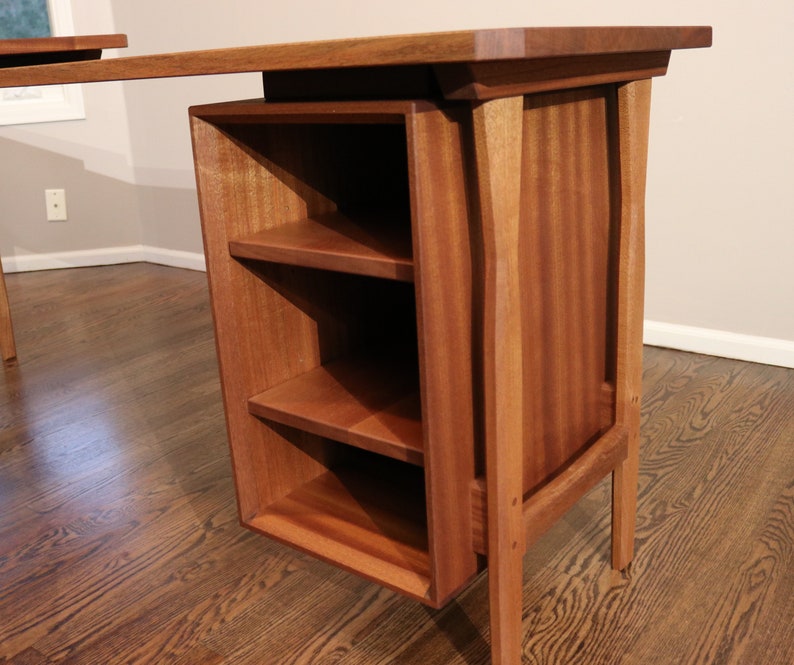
[230,210,414,282]
[248,350,424,465]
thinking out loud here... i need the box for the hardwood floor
[1,263,792,664]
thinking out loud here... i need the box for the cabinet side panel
[408,106,479,604]
[190,116,338,516]
[519,87,613,494]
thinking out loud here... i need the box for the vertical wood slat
[611,79,653,571]
[472,95,526,665]
[407,106,480,604]
[0,258,16,361]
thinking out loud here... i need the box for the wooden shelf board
[249,351,423,465]
[249,466,431,602]
[229,210,414,282]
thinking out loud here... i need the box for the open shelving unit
[1,26,712,665]
[188,85,633,610]
[190,99,479,606]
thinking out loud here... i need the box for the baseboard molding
[3,249,791,368]
[644,320,794,369]
[2,245,206,273]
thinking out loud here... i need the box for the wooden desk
[0,28,711,664]
[0,34,127,361]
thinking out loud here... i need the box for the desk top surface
[0,27,710,89]
[0,34,127,57]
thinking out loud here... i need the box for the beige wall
[1,1,792,358]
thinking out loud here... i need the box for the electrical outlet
[45,189,68,221]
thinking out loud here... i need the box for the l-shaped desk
[0,27,711,664]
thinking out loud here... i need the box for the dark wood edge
[0,34,128,70]
[0,34,127,55]
[0,27,710,88]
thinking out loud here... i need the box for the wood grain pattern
[435,51,670,100]
[191,106,417,524]
[406,105,480,605]
[0,258,15,361]
[472,95,526,665]
[191,113,337,519]
[248,351,423,465]
[2,265,792,664]
[610,79,652,572]
[0,27,711,89]
[229,210,414,282]
[518,86,614,495]
[191,99,478,607]
[250,463,432,603]
[471,426,628,555]
[0,35,126,56]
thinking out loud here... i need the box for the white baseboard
[3,249,791,369]
[2,245,206,273]
[644,320,794,369]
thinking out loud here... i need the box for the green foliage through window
[0,0,52,40]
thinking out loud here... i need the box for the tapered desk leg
[0,258,16,362]
[611,79,652,571]
[472,96,526,665]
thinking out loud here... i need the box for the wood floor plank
[1,265,792,664]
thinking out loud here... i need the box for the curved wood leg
[0,258,17,362]
[472,95,526,665]
[610,79,652,571]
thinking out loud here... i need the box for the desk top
[0,34,127,68]
[0,27,710,89]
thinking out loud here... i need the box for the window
[0,0,51,38]
[0,0,86,126]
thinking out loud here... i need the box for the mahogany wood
[191,115,335,519]
[191,99,480,608]
[406,105,479,605]
[518,86,615,494]
[248,351,423,465]
[471,95,527,665]
[0,34,126,68]
[470,426,629,554]
[0,34,126,56]
[0,27,710,89]
[435,51,670,100]
[249,462,433,603]
[229,210,414,282]
[0,258,15,361]
[610,79,653,571]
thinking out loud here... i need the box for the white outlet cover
[45,189,68,222]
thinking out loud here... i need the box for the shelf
[229,210,413,282]
[248,350,423,465]
[191,97,479,608]
[249,462,430,601]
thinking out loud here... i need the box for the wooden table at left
[0,34,127,361]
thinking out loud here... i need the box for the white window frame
[0,0,85,126]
